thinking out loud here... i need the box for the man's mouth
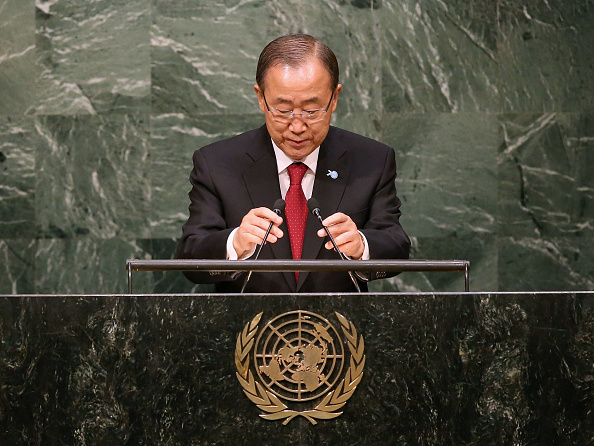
[288,139,307,147]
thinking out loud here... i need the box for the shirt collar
[272,139,319,174]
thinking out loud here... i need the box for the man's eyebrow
[272,96,322,107]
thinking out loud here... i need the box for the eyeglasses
[263,91,335,123]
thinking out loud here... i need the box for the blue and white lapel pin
[326,170,338,180]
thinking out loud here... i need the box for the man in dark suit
[177,34,410,292]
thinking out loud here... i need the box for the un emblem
[235,311,365,424]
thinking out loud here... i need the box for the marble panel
[456,293,594,444]
[0,116,37,238]
[35,114,151,239]
[34,238,148,294]
[151,0,271,115]
[498,236,594,291]
[151,0,382,119]
[497,0,594,112]
[498,113,594,238]
[284,1,382,121]
[379,0,500,112]
[0,0,36,115]
[369,233,497,293]
[149,112,264,238]
[383,112,500,238]
[331,113,381,142]
[0,239,36,294]
[0,293,592,444]
[32,0,150,115]
[0,0,592,297]
[135,238,214,293]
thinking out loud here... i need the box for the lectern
[1,260,592,445]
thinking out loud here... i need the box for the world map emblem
[235,310,365,424]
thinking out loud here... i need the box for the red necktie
[285,163,308,281]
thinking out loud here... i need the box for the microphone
[307,198,361,292]
[240,199,285,293]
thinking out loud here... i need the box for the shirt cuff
[227,228,256,260]
[359,231,370,260]
[353,231,370,281]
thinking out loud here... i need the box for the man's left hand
[317,212,364,259]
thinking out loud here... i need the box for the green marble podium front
[1,292,592,445]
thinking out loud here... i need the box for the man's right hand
[233,207,284,258]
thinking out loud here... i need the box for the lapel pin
[327,170,338,180]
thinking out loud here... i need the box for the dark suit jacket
[176,125,410,292]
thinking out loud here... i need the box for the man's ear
[254,84,266,113]
[330,84,342,112]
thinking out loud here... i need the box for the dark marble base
[0,292,592,445]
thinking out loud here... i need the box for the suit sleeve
[360,147,411,280]
[176,149,241,284]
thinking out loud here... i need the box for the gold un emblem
[235,310,365,425]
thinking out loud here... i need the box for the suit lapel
[242,140,281,213]
[297,140,350,290]
[242,130,295,291]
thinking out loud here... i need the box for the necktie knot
[288,162,308,186]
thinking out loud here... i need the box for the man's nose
[289,116,306,133]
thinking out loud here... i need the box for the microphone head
[273,198,286,214]
[307,197,321,214]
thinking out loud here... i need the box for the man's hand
[317,212,364,259]
[233,207,284,258]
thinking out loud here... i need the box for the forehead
[263,59,333,100]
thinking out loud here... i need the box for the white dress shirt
[226,140,369,261]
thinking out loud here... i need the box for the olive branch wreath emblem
[234,311,365,425]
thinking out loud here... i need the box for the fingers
[320,212,349,229]
[233,207,284,257]
[316,212,364,259]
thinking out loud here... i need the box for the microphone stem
[313,210,361,292]
[318,219,348,260]
[240,209,281,293]
[254,219,275,259]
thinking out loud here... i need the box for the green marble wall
[1,0,593,294]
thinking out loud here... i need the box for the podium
[1,288,593,444]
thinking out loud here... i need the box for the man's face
[254,59,342,160]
